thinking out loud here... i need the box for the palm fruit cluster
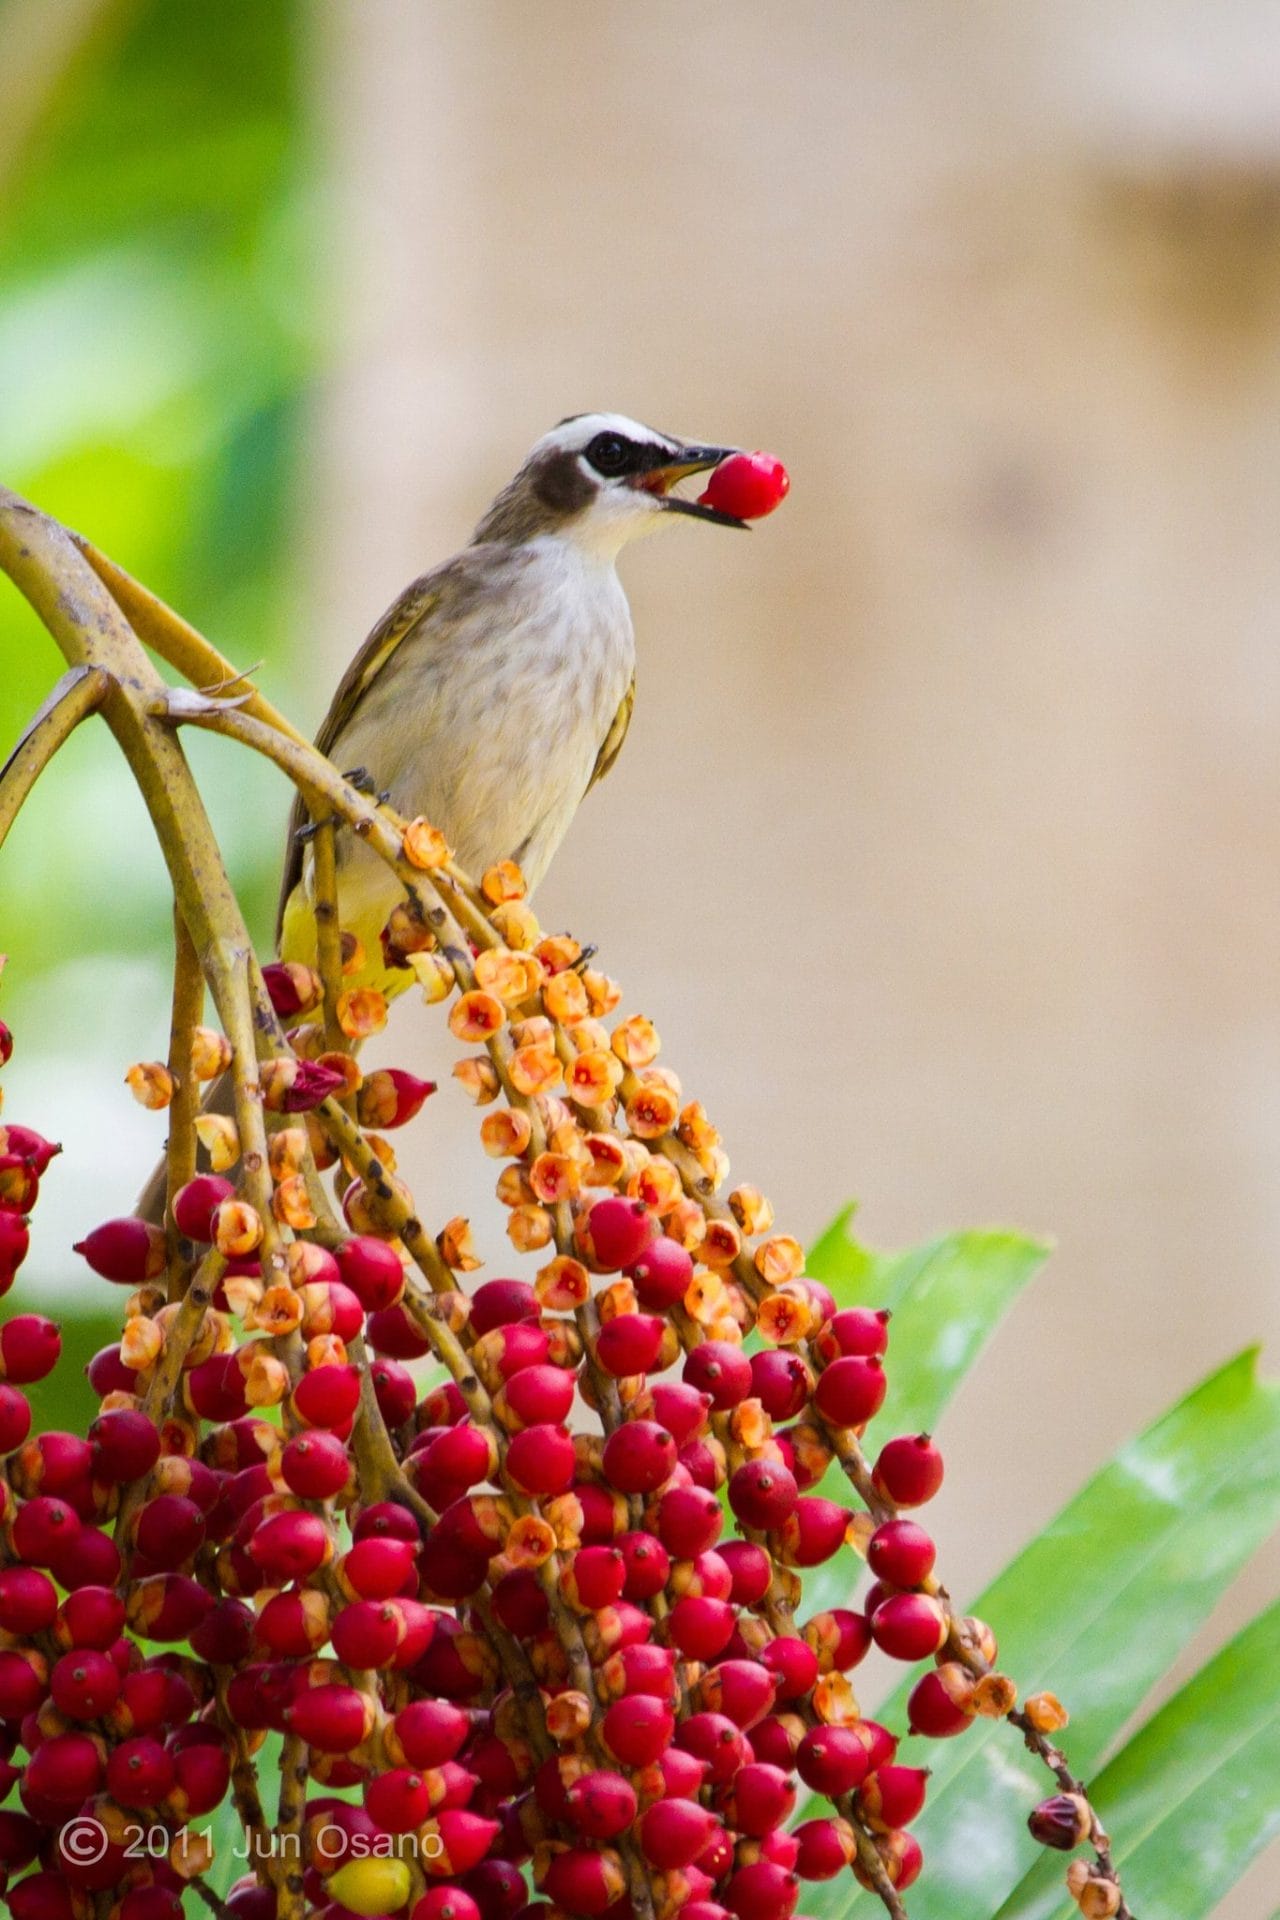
[0,843,1121,1920]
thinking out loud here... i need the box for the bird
[276,412,748,1000]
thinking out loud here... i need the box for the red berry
[12,1494,80,1565]
[499,1363,575,1428]
[0,1567,57,1633]
[285,1682,369,1752]
[626,1233,693,1307]
[683,1340,752,1410]
[356,1066,435,1128]
[135,1493,205,1570]
[907,1664,975,1738]
[468,1277,539,1333]
[796,1725,871,1796]
[873,1432,945,1507]
[698,452,790,521]
[871,1593,948,1661]
[595,1312,665,1378]
[793,1818,857,1880]
[540,1849,624,1916]
[281,1430,352,1499]
[371,1356,417,1427]
[507,1423,575,1495]
[51,1648,121,1719]
[586,1197,657,1271]
[170,1739,231,1816]
[341,1534,419,1599]
[749,1349,813,1420]
[107,1735,175,1808]
[366,1765,434,1832]
[802,1607,872,1671]
[867,1517,937,1588]
[758,1636,819,1702]
[615,1529,669,1601]
[54,1585,126,1649]
[728,1761,796,1835]
[858,1764,930,1831]
[667,1595,736,1660]
[564,1769,637,1840]
[813,1355,887,1427]
[392,1700,471,1768]
[413,1894,482,1920]
[697,1658,776,1729]
[248,1509,330,1580]
[776,1496,853,1567]
[676,1711,751,1784]
[23,1730,104,1811]
[368,1302,432,1359]
[722,1859,800,1920]
[728,1459,799,1530]
[601,1695,675,1766]
[602,1419,677,1494]
[293,1363,361,1428]
[172,1174,236,1242]
[89,1407,161,1483]
[0,1316,61,1383]
[50,1522,119,1590]
[0,1381,30,1451]
[74,1215,166,1282]
[638,1798,719,1869]
[564,1544,626,1611]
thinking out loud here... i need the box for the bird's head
[473,412,748,556]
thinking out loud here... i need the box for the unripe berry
[813,1354,887,1427]
[858,1763,930,1831]
[365,1765,435,1832]
[775,1496,852,1567]
[627,1233,693,1308]
[683,1340,752,1410]
[602,1419,677,1494]
[802,1606,872,1672]
[872,1432,944,1507]
[871,1592,949,1661]
[729,1459,799,1530]
[73,1216,165,1282]
[586,1197,657,1271]
[325,1858,414,1917]
[867,1518,937,1588]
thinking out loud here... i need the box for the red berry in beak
[698,452,790,520]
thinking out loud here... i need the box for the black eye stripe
[584,432,678,479]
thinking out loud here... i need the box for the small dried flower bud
[195,1112,240,1171]
[170,1828,214,1878]
[1065,1862,1121,1918]
[336,987,388,1040]
[566,1048,624,1107]
[509,1204,553,1254]
[700,1144,731,1189]
[509,1044,563,1097]
[627,1156,681,1214]
[545,1690,592,1741]
[409,950,455,1003]
[757,1290,814,1346]
[318,1050,363,1099]
[260,1057,346,1113]
[535,1254,590,1310]
[532,934,579,976]
[482,858,527,903]
[540,968,587,1025]
[665,1198,708,1249]
[579,966,621,1016]
[246,1284,304,1337]
[813,1673,862,1725]
[625,1079,679,1139]
[529,1152,580,1205]
[676,1100,719,1154]
[339,932,365,976]
[190,1027,233,1079]
[438,1217,481,1272]
[121,1314,163,1370]
[1030,1794,1092,1851]
[449,990,506,1042]
[957,1614,999,1665]
[453,1056,501,1105]
[271,1175,316,1230]
[580,1132,626,1184]
[213,1200,263,1258]
[381,899,436,961]
[473,946,538,1005]
[403,816,451,868]
[496,1164,534,1208]
[729,1184,775,1236]
[268,1128,309,1181]
[126,1061,175,1109]
[480,1109,533,1159]
[222,1272,264,1319]
[611,1015,660,1069]
[507,1516,556,1567]
[263,961,324,1018]
[729,1397,774,1450]
[754,1235,806,1285]
[488,899,539,949]
[973,1673,1018,1717]
[685,1270,732,1326]
[238,1345,289,1406]
[1024,1691,1070,1734]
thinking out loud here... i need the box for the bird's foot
[572,944,598,974]
[343,766,378,794]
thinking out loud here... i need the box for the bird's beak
[634,446,750,529]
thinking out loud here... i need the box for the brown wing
[274,573,442,943]
[587,674,635,795]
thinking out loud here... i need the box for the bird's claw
[343,767,379,795]
[572,944,598,973]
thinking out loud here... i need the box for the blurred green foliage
[0,0,318,975]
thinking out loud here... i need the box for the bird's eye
[585,432,632,476]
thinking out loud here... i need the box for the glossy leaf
[994,1598,1280,1919]
[809,1348,1280,1918]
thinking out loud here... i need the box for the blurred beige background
[295,6,1279,1911]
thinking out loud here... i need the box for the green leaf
[994,1598,1280,1919]
[807,1349,1280,1920]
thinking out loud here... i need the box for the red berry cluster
[0,848,1121,1920]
